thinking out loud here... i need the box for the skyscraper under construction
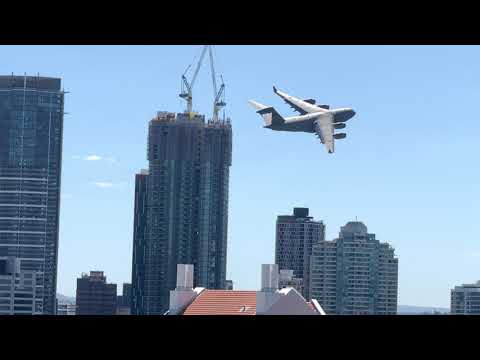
[131,111,232,315]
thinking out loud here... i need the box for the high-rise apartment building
[131,169,148,314]
[0,75,65,314]
[132,111,232,314]
[75,271,117,315]
[310,221,398,315]
[275,207,325,300]
[0,257,36,315]
[119,283,132,306]
[451,281,480,314]
[56,301,76,315]
[117,283,132,315]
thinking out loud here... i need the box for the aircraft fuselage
[266,108,355,133]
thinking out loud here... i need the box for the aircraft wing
[273,86,324,115]
[314,113,335,153]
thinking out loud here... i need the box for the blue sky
[2,45,480,307]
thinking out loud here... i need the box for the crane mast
[179,45,226,121]
[179,45,208,118]
[208,46,226,122]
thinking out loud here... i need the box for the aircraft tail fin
[248,100,285,127]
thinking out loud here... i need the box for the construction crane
[179,45,226,121]
[179,45,208,118]
[208,46,226,122]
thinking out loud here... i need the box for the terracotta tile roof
[183,290,257,315]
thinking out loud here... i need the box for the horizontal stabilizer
[334,133,346,139]
[248,100,269,111]
[256,106,285,127]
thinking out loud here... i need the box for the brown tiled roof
[183,290,257,315]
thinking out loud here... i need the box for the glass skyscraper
[0,75,65,314]
[131,111,232,315]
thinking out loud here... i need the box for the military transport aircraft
[249,86,356,153]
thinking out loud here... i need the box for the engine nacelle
[334,133,346,139]
[334,123,346,129]
[319,104,330,110]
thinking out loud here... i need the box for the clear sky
[2,45,480,307]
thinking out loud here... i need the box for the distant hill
[398,305,449,315]
[57,294,75,304]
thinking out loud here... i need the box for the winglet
[273,85,278,93]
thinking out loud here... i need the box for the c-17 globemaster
[249,86,356,153]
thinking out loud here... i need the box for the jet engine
[333,133,347,139]
[334,123,346,129]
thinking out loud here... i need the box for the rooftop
[455,281,480,289]
[0,75,61,91]
[180,289,323,316]
[341,221,368,235]
[183,290,256,315]
[170,264,325,316]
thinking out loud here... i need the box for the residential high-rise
[310,221,398,315]
[275,207,325,300]
[451,281,480,314]
[117,283,132,315]
[0,75,65,314]
[75,271,117,315]
[121,283,132,306]
[132,111,232,314]
[0,257,36,315]
[55,294,75,315]
[310,240,337,314]
[131,169,148,315]
[56,302,76,315]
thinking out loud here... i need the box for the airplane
[249,86,356,153]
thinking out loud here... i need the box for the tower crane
[179,45,208,118]
[179,45,226,121]
[208,46,226,122]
